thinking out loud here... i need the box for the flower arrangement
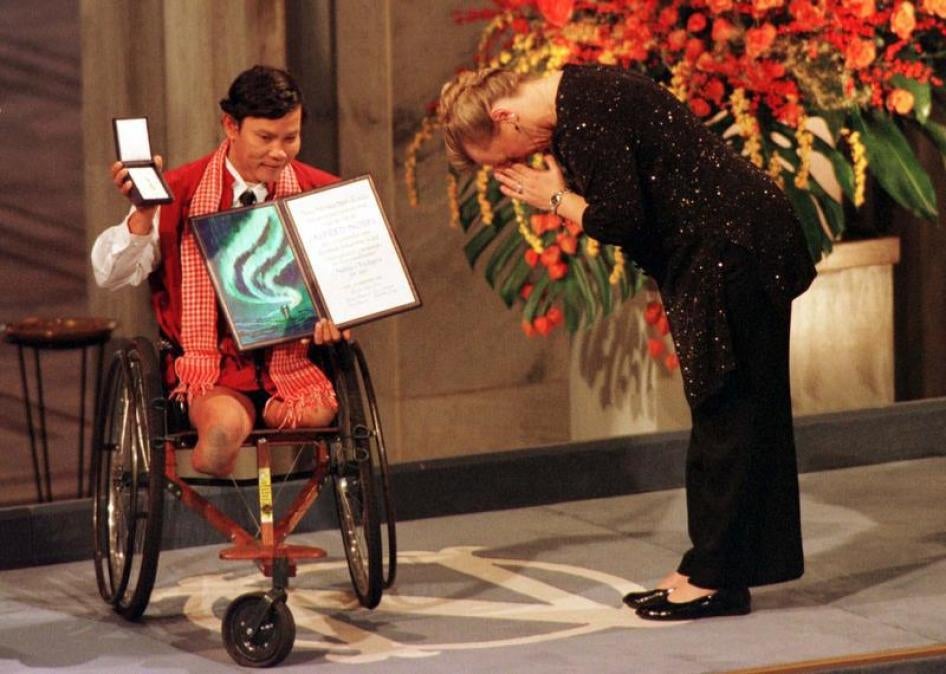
[406,0,946,361]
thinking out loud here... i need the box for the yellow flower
[515,200,544,253]
[794,114,813,189]
[609,247,626,285]
[476,167,494,225]
[730,89,764,168]
[841,128,868,207]
[447,173,460,229]
[405,116,436,207]
[585,236,600,257]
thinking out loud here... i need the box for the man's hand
[112,155,162,235]
[312,318,351,345]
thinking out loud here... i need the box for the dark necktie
[238,189,257,207]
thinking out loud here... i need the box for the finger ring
[516,183,524,194]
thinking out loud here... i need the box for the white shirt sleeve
[90,207,161,289]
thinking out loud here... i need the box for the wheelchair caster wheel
[222,591,295,668]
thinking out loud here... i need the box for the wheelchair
[89,336,396,667]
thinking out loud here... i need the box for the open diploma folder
[189,175,421,351]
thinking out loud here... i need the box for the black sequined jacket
[551,64,816,406]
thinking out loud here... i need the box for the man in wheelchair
[92,65,349,478]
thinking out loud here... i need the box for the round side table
[3,317,117,502]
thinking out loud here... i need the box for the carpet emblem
[149,545,668,663]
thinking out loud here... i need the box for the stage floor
[0,456,943,673]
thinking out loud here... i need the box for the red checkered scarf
[172,140,337,426]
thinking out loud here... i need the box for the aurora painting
[190,203,319,350]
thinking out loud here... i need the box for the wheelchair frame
[90,336,396,667]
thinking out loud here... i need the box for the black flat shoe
[635,587,751,621]
[622,588,669,609]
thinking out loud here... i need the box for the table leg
[32,347,53,502]
[15,345,43,502]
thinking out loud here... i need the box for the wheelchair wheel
[222,591,295,668]
[330,342,383,608]
[350,341,397,589]
[90,337,165,620]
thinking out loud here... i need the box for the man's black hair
[219,65,307,124]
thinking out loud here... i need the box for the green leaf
[462,204,513,266]
[572,258,599,321]
[484,228,525,288]
[499,258,532,308]
[563,280,582,332]
[852,110,938,220]
[588,254,614,317]
[920,119,946,157]
[811,135,856,202]
[812,109,847,139]
[890,75,932,124]
[522,275,550,321]
[784,181,828,263]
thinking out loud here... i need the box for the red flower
[745,23,777,58]
[712,18,738,43]
[707,0,734,14]
[546,306,564,326]
[656,315,671,336]
[520,283,534,300]
[703,78,726,105]
[648,337,666,358]
[665,353,680,371]
[557,233,578,255]
[668,29,689,51]
[540,244,562,267]
[536,0,574,27]
[533,315,553,336]
[687,13,708,33]
[689,97,712,116]
[685,37,706,62]
[644,300,663,325]
[658,7,679,29]
[522,320,536,337]
[564,219,583,236]
[525,249,540,268]
[548,261,569,280]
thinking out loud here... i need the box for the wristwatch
[549,189,570,215]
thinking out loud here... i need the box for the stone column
[82,0,286,338]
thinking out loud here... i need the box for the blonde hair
[438,68,525,171]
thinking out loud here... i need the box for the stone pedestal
[570,238,901,440]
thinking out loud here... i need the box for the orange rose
[658,7,679,28]
[525,249,540,268]
[685,37,706,62]
[648,338,666,358]
[842,0,875,17]
[921,0,946,17]
[844,37,876,70]
[886,88,915,114]
[707,0,734,13]
[668,29,689,51]
[521,320,536,337]
[891,2,916,39]
[745,23,777,58]
[752,0,784,11]
[712,18,737,43]
[536,0,574,28]
[665,353,680,370]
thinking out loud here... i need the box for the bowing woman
[437,64,816,621]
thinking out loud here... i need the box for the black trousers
[677,248,804,589]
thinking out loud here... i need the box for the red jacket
[149,152,338,391]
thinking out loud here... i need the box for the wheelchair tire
[222,591,295,668]
[350,341,397,589]
[91,337,165,620]
[330,342,383,609]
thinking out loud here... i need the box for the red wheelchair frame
[90,336,395,667]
